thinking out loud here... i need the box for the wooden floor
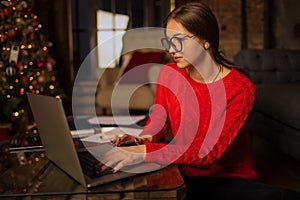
[251,134,300,193]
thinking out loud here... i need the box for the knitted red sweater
[140,63,259,180]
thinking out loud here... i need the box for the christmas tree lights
[0,0,64,122]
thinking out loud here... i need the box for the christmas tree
[0,0,65,123]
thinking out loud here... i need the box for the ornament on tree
[3,8,9,15]
[37,61,44,68]
[5,66,16,76]
[27,25,34,33]
[37,74,46,84]
[16,62,23,70]
[0,61,4,69]
[31,80,37,85]
[21,76,28,85]
[0,33,6,42]
[9,45,20,63]
[6,29,16,38]
[19,88,25,95]
[45,62,53,71]
[2,50,10,60]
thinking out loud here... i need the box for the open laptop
[26,93,161,188]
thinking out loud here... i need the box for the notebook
[26,93,161,188]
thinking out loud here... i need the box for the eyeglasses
[161,33,195,53]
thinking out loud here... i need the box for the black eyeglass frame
[161,33,196,53]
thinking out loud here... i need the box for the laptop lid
[27,93,87,187]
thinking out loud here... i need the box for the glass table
[0,145,186,199]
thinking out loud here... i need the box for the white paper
[87,115,146,125]
[70,128,95,138]
[102,127,143,137]
[81,127,143,144]
[81,133,111,144]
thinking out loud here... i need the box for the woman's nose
[168,45,176,54]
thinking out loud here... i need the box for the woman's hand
[112,134,153,147]
[112,134,144,146]
[95,145,146,173]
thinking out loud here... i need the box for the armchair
[95,28,172,115]
[95,51,168,115]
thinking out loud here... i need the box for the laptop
[26,93,161,188]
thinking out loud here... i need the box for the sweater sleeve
[139,66,170,142]
[144,83,257,167]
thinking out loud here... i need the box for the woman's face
[165,19,202,69]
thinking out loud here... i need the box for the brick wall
[176,0,264,62]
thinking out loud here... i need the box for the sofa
[234,49,300,162]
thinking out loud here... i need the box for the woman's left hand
[95,145,146,173]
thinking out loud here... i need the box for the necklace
[211,65,223,82]
[186,65,223,83]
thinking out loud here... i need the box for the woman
[96,2,299,199]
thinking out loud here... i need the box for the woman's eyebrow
[166,33,187,38]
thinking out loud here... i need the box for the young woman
[96,2,300,199]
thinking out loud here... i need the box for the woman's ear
[204,42,210,50]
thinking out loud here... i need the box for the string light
[19,88,25,95]
[12,111,19,117]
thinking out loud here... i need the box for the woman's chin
[176,62,190,69]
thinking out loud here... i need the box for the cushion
[255,83,300,130]
[118,50,166,84]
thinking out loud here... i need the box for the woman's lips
[173,56,182,62]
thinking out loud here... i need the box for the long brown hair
[164,2,249,78]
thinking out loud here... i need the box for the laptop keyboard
[78,150,114,178]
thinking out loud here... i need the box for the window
[71,0,169,72]
[97,10,129,68]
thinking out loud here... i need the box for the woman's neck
[186,64,223,83]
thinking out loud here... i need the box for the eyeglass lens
[161,35,193,53]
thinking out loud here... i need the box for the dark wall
[34,0,74,96]
[272,0,300,49]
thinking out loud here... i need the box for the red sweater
[140,63,259,180]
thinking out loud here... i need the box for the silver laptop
[26,93,161,188]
